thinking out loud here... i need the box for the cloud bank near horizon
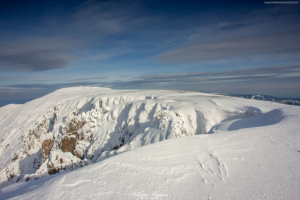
[2,65,299,104]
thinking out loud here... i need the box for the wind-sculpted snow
[0,87,296,199]
[1,103,300,199]
[0,88,208,187]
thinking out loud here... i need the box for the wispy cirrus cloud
[0,1,154,72]
[6,81,104,91]
[6,65,300,90]
[68,0,147,36]
[1,65,299,105]
[110,65,300,97]
[116,65,300,86]
[157,32,300,63]
[0,38,78,71]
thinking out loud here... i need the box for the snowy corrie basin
[0,87,299,199]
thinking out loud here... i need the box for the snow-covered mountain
[0,87,299,199]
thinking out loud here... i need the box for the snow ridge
[0,89,208,188]
[0,87,291,194]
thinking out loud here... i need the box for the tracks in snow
[196,152,228,183]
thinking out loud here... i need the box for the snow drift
[0,87,299,199]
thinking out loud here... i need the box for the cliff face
[0,88,209,187]
[0,87,273,188]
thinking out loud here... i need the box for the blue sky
[0,0,300,106]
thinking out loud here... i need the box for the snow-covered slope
[0,87,299,199]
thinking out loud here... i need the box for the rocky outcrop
[74,149,83,159]
[60,137,76,153]
[0,92,205,187]
[41,139,53,160]
[67,118,86,135]
[60,117,86,156]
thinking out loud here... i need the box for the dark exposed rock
[11,154,18,162]
[76,131,84,141]
[112,145,119,150]
[41,139,54,160]
[60,137,76,153]
[68,118,86,135]
[48,163,60,175]
[74,150,83,159]
[48,168,59,175]
[59,118,86,157]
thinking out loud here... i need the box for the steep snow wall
[0,87,284,188]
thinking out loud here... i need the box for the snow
[0,87,300,199]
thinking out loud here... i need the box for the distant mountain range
[199,91,300,106]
